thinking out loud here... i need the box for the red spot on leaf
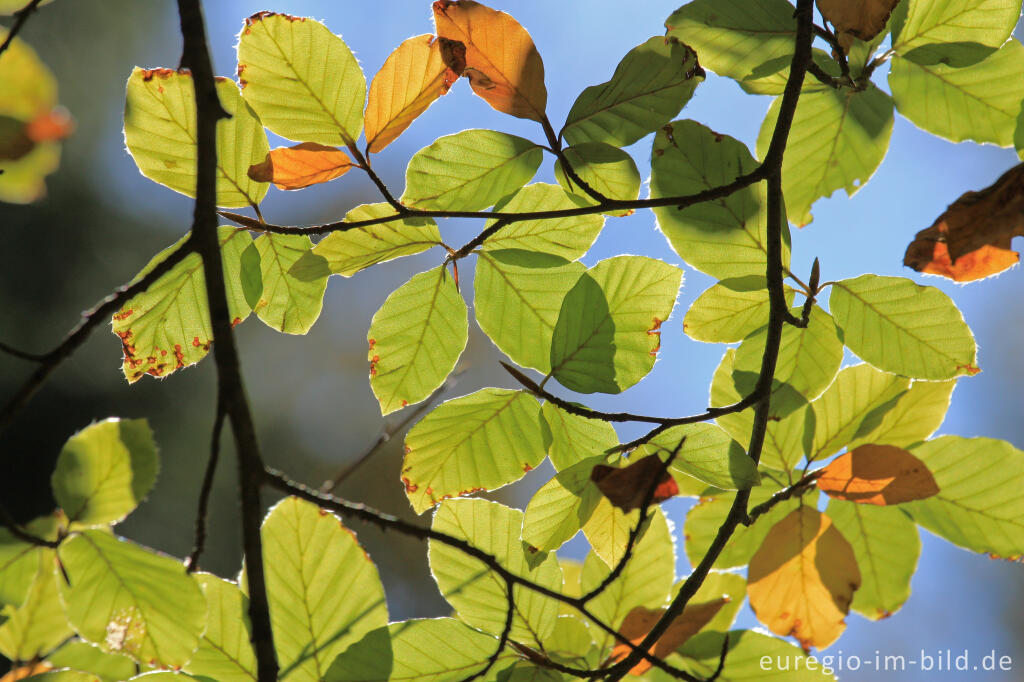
[425,487,433,496]
[401,400,408,407]
[112,308,134,321]
[958,363,981,376]
[402,477,418,493]
[173,344,185,368]
[522,462,533,472]
[140,68,180,82]
[231,317,242,327]
[192,336,202,347]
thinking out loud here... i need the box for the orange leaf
[590,454,679,512]
[818,444,939,505]
[747,507,861,651]
[0,662,53,682]
[432,0,547,121]
[610,601,727,675]
[25,107,73,143]
[904,162,1024,282]
[816,0,900,52]
[365,35,456,153]
[248,142,353,190]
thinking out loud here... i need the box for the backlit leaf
[482,183,604,260]
[582,498,638,569]
[253,234,328,335]
[891,0,1022,55]
[677,629,836,680]
[610,601,726,675]
[848,378,955,450]
[816,0,900,52]
[522,456,604,553]
[818,444,939,505]
[248,143,352,190]
[0,552,71,661]
[45,641,137,682]
[686,571,747,635]
[634,423,759,491]
[541,402,619,472]
[312,204,442,277]
[182,574,256,682]
[683,277,793,344]
[553,142,640,216]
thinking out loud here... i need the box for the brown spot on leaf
[140,68,180,82]
[523,462,533,472]
[112,308,134,321]
[192,336,202,347]
[402,477,418,493]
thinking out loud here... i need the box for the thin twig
[0,0,46,60]
[461,579,515,682]
[706,633,732,682]
[540,114,609,204]
[744,469,823,524]
[185,394,226,573]
[0,341,45,362]
[0,504,59,548]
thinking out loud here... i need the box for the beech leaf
[590,454,679,512]
[609,601,726,676]
[818,444,939,505]
[816,0,901,52]
[247,142,352,190]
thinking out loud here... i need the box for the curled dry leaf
[816,0,900,52]
[248,142,353,190]
[590,454,679,512]
[818,444,939,505]
[905,162,1024,282]
[609,601,727,675]
[432,0,547,121]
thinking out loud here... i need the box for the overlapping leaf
[182,575,256,682]
[482,183,604,259]
[891,0,1022,55]
[312,204,442,277]
[541,402,618,472]
[0,552,71,662]
[684,277,792,344]
[252,233,328,335]
[553,142,640,216]
[818,445,939,505]
[817,0,900,52]
[848,379,955,450]
[678,630,836,680]
[609,601,726,675]
[634,423,759,491]
[45,641,137,682]
[248,143,352,190]
[522,456,603,554]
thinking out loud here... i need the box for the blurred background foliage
[1,2,1022,679]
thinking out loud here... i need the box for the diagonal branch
[185,392,226,573]
[0,0,46,60]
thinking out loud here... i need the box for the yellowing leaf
[248,142,352,190]
[817,0,900,52]
[433,0,547,121]
[365,34,455,153]
[609,601,726,675]
[818,444,940,505]
[747,507,861,650]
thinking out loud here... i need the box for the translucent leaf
[253,233,328,335]
[736,48,836,96]
[817,0,900,52]
[45,641,137,682]
[312,204,442,277]
[522,456,604,553]
[829,274,978,380]
[553,142,640,217]
[368,265,468,416]
[732,306,844,420]
[365,34,452,153]
[182,574,256,682]
[429,499,562,648]
[51,418,158,528]
[848,378,955,449]
[904,436,1024,557]
[248,143,352,190]
[403,389,545,514]
[683,276,793,344]
[0,516,57,608]
[634,423,759,491]
[891,0,1022,55]
[325,618,515,682]
[889,41,1024,147]
[582,498,637,569]
[610,601,726,676]
[541,402,619,472]
[123,70,268,208]
[826,500,920,620]
[542,615,594,665]
[494,664,563,682]
[756,85,893,226]
[677,629,836,680]
[563,36,703,147]
[58,531,206,667]
[0,551,72,661]
[549,256,682,394]
[260,497,387,682]
[651,120,790,279]
[475,250,586,374]
[20,672,100,682]
[685,571,747,635]
[237,13,365,145]
[111,227,254,383]
[401,129,541,210]
[818,444,940,505]
[481,184,604,260]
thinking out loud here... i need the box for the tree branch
[0,0,46,60]
[461,579,515,682]
[185,393,226,573]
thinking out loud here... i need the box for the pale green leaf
[848,379,956,450]
[542,615,594,665]
[403,389,546,514]
[312,204,441,277]
[550,256,682,394]
[429,499,562,648]
[0,516,57,608]
[684,277,793,343]
[237,13,365,144]
[183,574,256,682]
[553,142,640,216]
[22,673,101,682]
[260,497,387,682]
[582,498,637,569]
[676,630,835,680]
[124,70,268,207]
[0,551,72,661]
[651,120,790,279]
[522,457,604,553]
[737,49,838,96]
[829,274,978,380]
[541,402,619,472]
[252,233,327,334]
[635,423,759,491]
[891,0,1022,55]
[401,130,541,210]
[482,184,604,260]
[368,265,468,416]
[46,641,138,682]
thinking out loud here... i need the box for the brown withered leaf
[609,601,727,675]
[590,454,679,512]
[905,162,1024,282]
[818,444,939,505]
[816,0,901,52]
[248,142,353,190]
[432,0,547,121]
[365,34,457,153]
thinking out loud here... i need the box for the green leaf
[891,0,1022,55]
[736,49,837,96]
[0,551,72,661]
[252,233,328,334]
[848,379,955,450]
[0,515,57,608]
[495,664,564,682]
[677,630,836,680]
[325,618,515,682]
[46,641,138,682]
[549,256,682,394]
[686,571,747,635]
[826,500,919,620]
[889,41,1024,147]
[553,142,640,217]
[733,306,844,419]
[482,184,604,260]
[368,265,468,416]
[756,85,894,226]
[58,531,206,667]
[475,251,585,374]
[543,615,595,665]
[403,389,546,514]
[522,456,604,553]
[582,509,674,656]
[563,36,703,147]
[429,499,562,648]
[312,204,442,277]
[182,574,256,682]
[260,497,387,682]
[124,70,268,208]
[809,364,910,463]
[635,423,759,491]
[22,673,102,682]
[684,277,793,343]
[541,402,619,472]
[51,418,158,528]
[111,226,253,383]
[401,130,541,210]
[829,274,978,380]
[664,0,797,82]
[237,13,365,145]
[904,436,1024,557]
[651,120,790,279]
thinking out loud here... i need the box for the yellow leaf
[747,507,861,650]
[609,601,727,675]
[818,444,940,505]
[365,34,456,153]
[248,142,353,190]
[432,0,547,121]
